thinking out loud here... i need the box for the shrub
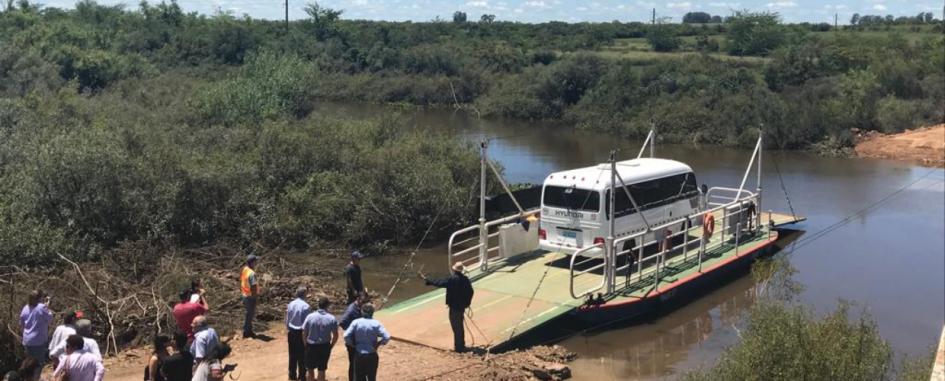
[683,301,892,381]
[189,50,316,126]
[646,26,682,52]
[727,11,786,56]
[875,96,922,133]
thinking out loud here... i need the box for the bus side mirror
[700,184,708,194]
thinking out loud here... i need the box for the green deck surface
[375,212,800,351]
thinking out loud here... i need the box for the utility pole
[652,8,655,24]
[285,0,289,33]
[834,13,838,30]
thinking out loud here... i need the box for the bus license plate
[557,228,581,246]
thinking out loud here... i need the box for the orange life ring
[703,213,715,239]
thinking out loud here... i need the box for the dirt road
[855,124,945,167]
[101,324,573,381]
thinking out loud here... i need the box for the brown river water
[318,103,945,380]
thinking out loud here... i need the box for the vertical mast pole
[607,150,617,294]
[757,129,763,230]
[479,140,488,271]
[650,124,655,158]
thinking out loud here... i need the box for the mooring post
[479,140,488,272]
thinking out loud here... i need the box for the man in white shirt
[49,319,101,362]
[53,335,104,381]
[48,311,78,367]
[285,287,310,380]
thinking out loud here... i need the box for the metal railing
[569,193,761,300]
[447,209,540,273]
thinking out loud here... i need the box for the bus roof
[543,158,693,191]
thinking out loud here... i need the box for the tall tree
[682,11,712,24]
[452,11,466,23]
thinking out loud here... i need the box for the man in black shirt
[420,262,474,352]
[160,332,194,381]
[345,251,365,304]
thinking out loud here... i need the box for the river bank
[855,124,945,168]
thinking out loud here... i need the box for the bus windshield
[543,186,600,212]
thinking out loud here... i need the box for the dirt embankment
[855,124,945,167]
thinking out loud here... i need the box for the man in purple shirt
[54,335,105,381]
[19,290,53,374]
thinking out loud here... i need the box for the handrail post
[735,222,741,256]
[637,243,643,283]
[698,232,705,272]
[756,130,763,232]
[479,140,488,272]
[682,216,690,261]
[654,247,661,291]
[721,207,727,244]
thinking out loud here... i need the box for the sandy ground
[855,124,945,167]
[100,323,573,381]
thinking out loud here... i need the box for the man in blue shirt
[285,287,310,381]
[339,293,366,381]
[190,315,219,364]
[343,303,390,381]
[302,296,338,381]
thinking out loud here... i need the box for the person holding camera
[19,290,53,378]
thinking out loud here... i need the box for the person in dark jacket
[419,262,474,352]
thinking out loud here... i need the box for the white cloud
[667,2,691,9]
[350,0,368,5]
[466,0,488,7]
[823,4,848,10]
[524,0,547,7]
[872,4,887,10]
[709,2,740,7]
[766,1,797,8]
[576,6,587,11]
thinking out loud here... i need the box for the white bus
[538,158,700,256]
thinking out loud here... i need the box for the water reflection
[564,275,757,380]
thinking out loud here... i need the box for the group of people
[10,290,105,381]
[280,251,475,381]
[283,251,391,381]
[9,249,476,381]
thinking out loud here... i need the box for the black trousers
[354,352,379,381]
[449,308,465,352]
[346,345,357,381]
[287,329,305,379]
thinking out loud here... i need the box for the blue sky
[37,0,943,23]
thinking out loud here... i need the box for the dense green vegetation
[683,257,936,381]
[0,0,943,264]
[683,301,893,381]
